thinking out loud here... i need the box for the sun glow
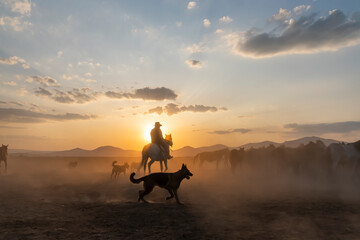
[144,124,153,142]
[143,122,168,143]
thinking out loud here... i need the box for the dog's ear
[182,163,185,168]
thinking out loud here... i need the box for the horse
[0,144,8,173]
[193,148,230,169]
[327,140,360,175]
[141,134,173,173]
[230,148,245,174]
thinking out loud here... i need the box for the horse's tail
[141,144,150,171]
[112,161,117,167]
[130,172,145,184]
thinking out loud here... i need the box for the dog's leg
[111,169,115,179]
[139,184,154,203]
[166,188,174,200]
[173,189,183,205]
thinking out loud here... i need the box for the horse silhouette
[193,148,230,169]
[0,144,8,173]
[328,140,360,175]
[141,134,173,173]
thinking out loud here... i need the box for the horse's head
[165,134,173,147]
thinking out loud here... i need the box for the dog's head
[181,164,193,179]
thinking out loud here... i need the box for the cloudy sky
[1,0,360,150]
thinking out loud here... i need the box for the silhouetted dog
[130,164,193,204]
[111,161,129,179]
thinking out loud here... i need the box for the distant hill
[8,136,344,157]
[237,141,280,150]
[236,136,341,150]
[282,136,340,148]
[10,146,141,157]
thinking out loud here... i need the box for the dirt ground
[1,156,360,240]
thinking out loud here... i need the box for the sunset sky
[1,0,360,151]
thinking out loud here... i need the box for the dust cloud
[1,155,360,239]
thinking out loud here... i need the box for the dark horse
[141,134,173,173]
[0,144,8,173]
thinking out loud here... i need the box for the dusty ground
[1,157,360,239]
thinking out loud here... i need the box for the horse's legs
[143,157,148,173]
[160,160,163,172]
[148,159,155,173]
[164,159,168,172]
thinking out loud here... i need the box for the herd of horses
[2,139,360,177]
[194,140,360,176]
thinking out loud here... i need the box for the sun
[144,124,153,142]
[143,122,168,143]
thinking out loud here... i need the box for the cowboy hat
[154,122,162,127]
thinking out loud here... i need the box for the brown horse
[193,148,230,169]
[0,144,8,173]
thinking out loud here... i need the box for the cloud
[17,88,27,96]
[45,88,100,104]
[0,56,24,65]
[176,21,182,27]
[0,16,32,31]
[62,74,72,80]
[3,81,17,86]
[0,108,97,123]
[0,56,29,68]
[146,103,226,116]
[185,59,202,68]
[268,8,291,22]
[11,0,31,16]
[209,128,251,135]
[219,16,233,23]
[187,1,196,10]
[284,121,360,134]
[34,87,98,104]
[0,125,25,129]
[105,87,177,101]
[26,76,59,87]
[148,106,163,115]
[34,87,52,97]
[57,51,63,57]
[77,59,101,68]
[21,63,30,69]
[186,43,207,53]
[235,10,360,58]
[293,5,311,15]
[203,19,211,27]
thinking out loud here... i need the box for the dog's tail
[112,161,117,167]
[130,172,145,184]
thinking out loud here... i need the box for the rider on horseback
[151,122,173,159]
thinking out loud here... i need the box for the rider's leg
[160,141,172,159]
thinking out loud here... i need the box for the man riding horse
[151,122,173,160]
[141,122,173,173]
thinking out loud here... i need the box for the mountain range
[9,136,342,158]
